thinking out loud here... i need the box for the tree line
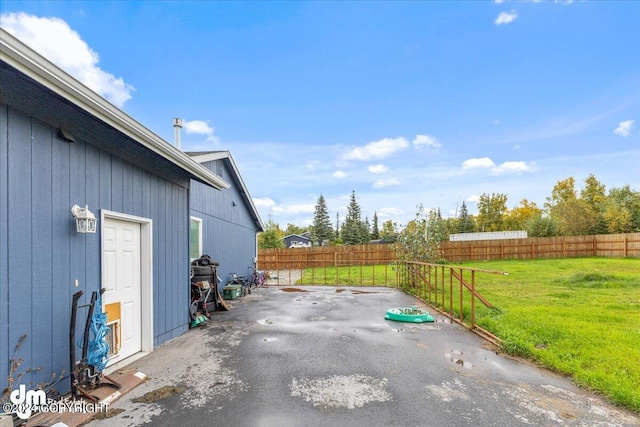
[258,174,640,249]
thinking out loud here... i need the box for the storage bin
[223,285,242,300]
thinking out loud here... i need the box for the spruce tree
[371,211,380,240]
[312,194,333,246]
[457,201,474,233]
[341,191,365,244]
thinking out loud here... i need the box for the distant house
[283,234,312,248]
[0,30,234,395]
[370,239,388,245]
[186,151,264,285]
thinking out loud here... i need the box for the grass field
[299,257,640,413]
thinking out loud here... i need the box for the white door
[102,217,142,361]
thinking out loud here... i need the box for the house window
[190,217,202,261]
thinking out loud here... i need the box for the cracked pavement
[88,286,639,427]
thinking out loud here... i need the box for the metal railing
[396,261,507,345]
[268,260,397,287]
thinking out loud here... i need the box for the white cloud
[491,161,536,175]
[462,157,535,175]
[378,207,405,217]
[343,137,409,161]
[412,134,441,149]
[462,157,496,170]
[0,12,134,108]
[466,195,481,203]
[270,202,315,216]
[183,119,219,142]
[306,160,320,170]
[373,178,401,188]
[333,170,347,178]
[495,10,518,25]
[613,120,635,137]
[368,164,388,174]
[494,0,506,3]
[253,197,276,209]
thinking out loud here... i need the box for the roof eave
[0,29,230,191]
[189,151,265,231]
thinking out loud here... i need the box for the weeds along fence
[397,261,506,346]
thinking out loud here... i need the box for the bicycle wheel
[189,300,199,320]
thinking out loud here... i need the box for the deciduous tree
[504,199,542,230]
[477,193,508,232]
[580,174,607,233]
[380,220,398,243]
[259,215,285,249]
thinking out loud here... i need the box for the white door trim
[101,210,153,355]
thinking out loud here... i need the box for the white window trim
[190,216,203,261]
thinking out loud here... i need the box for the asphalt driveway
[89,286,639,427]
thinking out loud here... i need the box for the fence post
[471,270,476,329]
[441,266,445,310]
[459,269,464,322]
[449,268,453,318]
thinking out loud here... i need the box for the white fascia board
[190,151,265,231]
[0,29,229,190]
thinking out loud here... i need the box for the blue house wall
[190,159,258,288]
[0,102,191,395]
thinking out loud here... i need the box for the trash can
[223,285,242,300]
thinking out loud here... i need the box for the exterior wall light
[71,204,97,233]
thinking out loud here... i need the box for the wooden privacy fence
[258,244,396,270]
[258,232,640,268]
[441,232,640,262]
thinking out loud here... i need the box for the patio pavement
[82,285,638,427]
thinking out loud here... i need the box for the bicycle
[248,268,268,288]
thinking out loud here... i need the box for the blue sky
[2,1,639,229]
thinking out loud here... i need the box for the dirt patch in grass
[280,287,312,293]
[132,385,185,403]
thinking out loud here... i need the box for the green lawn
[299,257,640,413]
[460,257,640,413]
[297,264,398,286]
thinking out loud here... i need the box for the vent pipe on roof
[173,118,183,150]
